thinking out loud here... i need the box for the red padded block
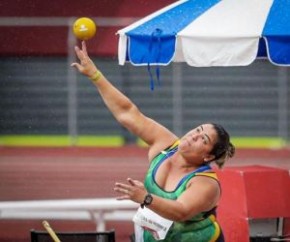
[218,165,290,218]
[218,209,250,242]
[282,167,290,236]
[215,167,250,242]
[243,166,290,218]
[215,165,290,242]
[217,167,248,217]
[284,218,290,235]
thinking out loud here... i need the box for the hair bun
[227,143,235,158]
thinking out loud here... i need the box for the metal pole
[172,63,183,136]
[277,67,288,143]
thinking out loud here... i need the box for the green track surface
[0,135,287,148]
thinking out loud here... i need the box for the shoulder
[148,138,180,162]
[195,171,219,181]
[187,172,220,195]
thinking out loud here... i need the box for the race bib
[133,207,173,240]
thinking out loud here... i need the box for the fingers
[117,178,144,190]
[71,62,82,71]
[114,185,130,200]
[127,178,144,187]
[114,182,131,190]
[114,181,135,197]
[127,178,135,186]
[116,195,129,201]
[82,41,88,55]
[74,46,86,61]
[114,187,130,195]
[114,179,146,203]
[114,184,132,201]
[72,44,95,76]
[74,46,93,66]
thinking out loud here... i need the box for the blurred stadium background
[0,1,289,242]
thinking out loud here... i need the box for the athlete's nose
[191,133,201,141]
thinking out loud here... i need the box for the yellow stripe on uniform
[208,215,221,242]
[195,172,218,180]
[170,140,180,149]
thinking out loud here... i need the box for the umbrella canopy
[118,0,290,67]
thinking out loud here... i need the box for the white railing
[0,198,139,231]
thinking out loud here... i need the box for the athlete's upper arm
[176,176,221,221]
[118,104,178,160]
[137,115,178,160]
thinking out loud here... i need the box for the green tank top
[143,141,221,242]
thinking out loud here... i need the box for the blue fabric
[257,38,267,57]
[126,0,221,65]
[175,165,211,189]
[262,0,290,65]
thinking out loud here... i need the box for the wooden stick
[42,220,61,242]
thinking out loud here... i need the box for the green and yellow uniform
[142,141,223,242]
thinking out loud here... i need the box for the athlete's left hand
[114,178,147,204]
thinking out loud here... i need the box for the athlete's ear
[203,154,215,162]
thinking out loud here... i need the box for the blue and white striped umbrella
[118,0,290,68]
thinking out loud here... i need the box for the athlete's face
[179,124,218,162]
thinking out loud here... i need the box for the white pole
[67,18,78,146]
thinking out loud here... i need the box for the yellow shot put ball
[73,17,97,40]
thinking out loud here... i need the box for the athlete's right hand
[71,41,98,78]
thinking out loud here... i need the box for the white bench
[0,198,139,231]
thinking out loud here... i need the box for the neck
[171,152,204,171]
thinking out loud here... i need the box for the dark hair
[208,123,235,168]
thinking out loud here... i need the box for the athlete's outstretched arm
[71,41,177,160]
